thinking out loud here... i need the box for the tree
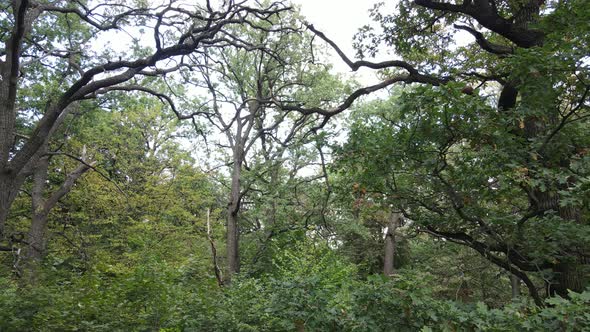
[185,9,348,280]
[21,108,94,280]
[0,92,221,330]
[299,0,589,305]
[0,0,290,249]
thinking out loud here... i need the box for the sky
[292,0,383,83]
[95,0,384,84]
[293,0,378,57]
[186,0,386,171]
[292,0,471,83]
[91,0,393,168]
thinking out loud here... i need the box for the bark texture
[384,212,402,276]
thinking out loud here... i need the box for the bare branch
[307,23,420,74]
[277,24,450,120]
[280,74,442,119]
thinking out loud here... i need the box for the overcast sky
[291,0,472,82]
[294,0,378,54]
[292,0,382,83]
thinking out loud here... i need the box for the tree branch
[423,226,544,306]
[42,162,91,217]
[44,152,127,199]
[415,0,544,48]
[278,24,450,121]
[454,24,513,55]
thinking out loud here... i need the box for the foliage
[2,238,590,330]
[1,0,590,330]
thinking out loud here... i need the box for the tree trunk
[206,207,224,286]
[384,212,402,276]
[21,155,51,281]
[551,260,588,298]
[295,320,305,332]
[21,213,48,282]
[226,146,243,282]
[266,165,279,229]
[226,207,240,278]
[261,161,280,242]
[20,150,90,281]
[0,2,41,236]
[25,214,47,263]
[498,77,588,300]
[0,172,29,246]
[510,274,521,299]
[0,175,12,237]
[0,166,36,239]
[0,104,72,241]
[535,190,587,297]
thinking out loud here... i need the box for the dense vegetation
[0,0,588,330]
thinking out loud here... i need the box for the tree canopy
[0,0,589,330]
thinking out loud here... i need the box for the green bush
[2,245,589,331]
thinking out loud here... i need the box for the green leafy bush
[2,245,589,331]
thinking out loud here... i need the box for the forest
[0,0,589,331]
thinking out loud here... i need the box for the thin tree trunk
[226,146,243,282]
[21,213,48,282]
[0,176,12,237]
[510,274,521,299]
[384,212,402,276]
[206,207,224,287]
[266,166,279,229]
[295,320,305,332]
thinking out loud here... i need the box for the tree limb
[454,24,513,55]
[415,0,544,48]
